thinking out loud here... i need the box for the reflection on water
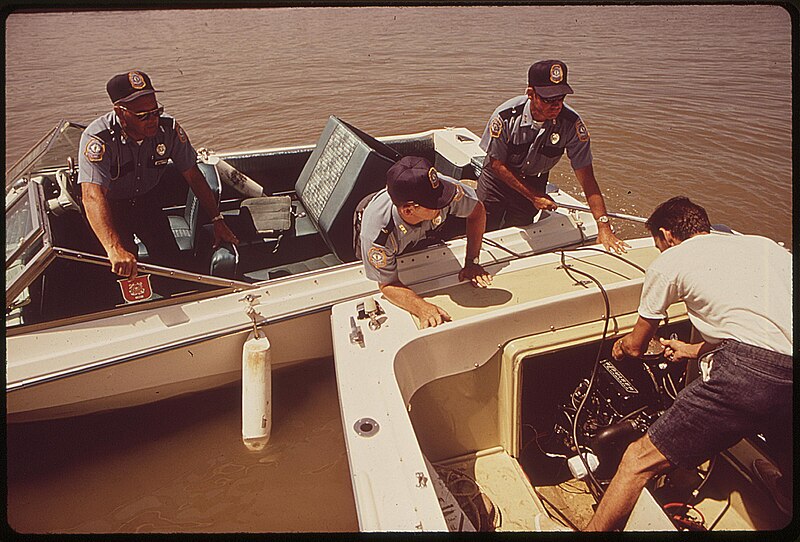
[4,4,793,533]
[7,358,359,533]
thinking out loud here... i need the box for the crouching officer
[354,156,492,328]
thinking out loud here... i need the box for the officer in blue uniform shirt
[477,60,629,254]
[78,70,238,278]
[355,156,492,328]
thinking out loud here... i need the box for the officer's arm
[81,182,138,277]
[378,281,452,329]
[180,165,239,247]
[486,157,557,211]
[573,165,628,253]
[460,201,492,287]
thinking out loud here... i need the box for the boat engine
[552,339,687,481]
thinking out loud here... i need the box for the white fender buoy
[199,149,264,198]
[241,332,272,451]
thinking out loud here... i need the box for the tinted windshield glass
[6,121,85,192]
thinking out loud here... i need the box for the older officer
[355,156,492,328]
[78,70,238,278]
[477,59,628,254]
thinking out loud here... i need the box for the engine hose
[557,249,611,499]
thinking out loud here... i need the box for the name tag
[154,158,170,166]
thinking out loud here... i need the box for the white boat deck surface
[331,238,663,531]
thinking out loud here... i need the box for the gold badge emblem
[489,116,503,138]
[428,167,440,189]
[156,143,166,156]
[550,132,560,144]
[367,247,387,269]
[84,138,105,162]
[128,71,146,90]
[575,120,590,142]
[453,184,464,202]
[550,64,564,84]
[432,215,443,227]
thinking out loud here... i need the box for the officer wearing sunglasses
[476,60,629,254]
[78,70,238,278]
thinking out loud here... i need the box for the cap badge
[453,184,464,202]
[489,116,503,138]
[428,167,440,189]
[156,143,166,156]
[84,138,106,162]
[549,64,564,84]
[550,132,560,145]
[128,71,147,90]
[367,247,387,269]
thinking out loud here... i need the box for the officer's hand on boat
[532,195,558,211]
[459,262,493,288]
[414,300,452,329]
[598,228,630,255]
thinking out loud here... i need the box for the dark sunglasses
[539,94,566,104]
[117,103,164,120]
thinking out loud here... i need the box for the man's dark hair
[645,196,711,241]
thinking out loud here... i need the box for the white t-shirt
[638,233,793,356]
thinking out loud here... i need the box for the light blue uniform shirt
[359,176,478,284]
[78,112,197,200]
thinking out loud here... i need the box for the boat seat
[292,116,401,262]
[242,253,342,282]
[137,161,221,262]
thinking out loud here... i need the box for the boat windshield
[6,120,86,193]
[6,183,51,317]
[5,121,246,329]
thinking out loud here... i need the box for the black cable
[572,246,647,274]
[556,249,612,500]
[481,236,523,258]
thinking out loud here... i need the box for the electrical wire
[556,249,612,500]
[707,493,732,531]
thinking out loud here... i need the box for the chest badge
[156,143,167,156]
[432,215,443,227]
[550,132,560,145]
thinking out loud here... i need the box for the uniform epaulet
[498,106,522,121]
[92,127,114,144]
[159,116,173,129]
[557,106,579,123]
[374,216,396,247]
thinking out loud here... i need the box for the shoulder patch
[84,137,106,162]
[175,121,188,143]
[489,116,503,138]
[367,246,387,269]
[575,119,590,142]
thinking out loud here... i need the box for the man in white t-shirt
[586,196,793,531]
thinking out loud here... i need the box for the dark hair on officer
[645,196,712,241]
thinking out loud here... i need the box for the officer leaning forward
[477,59,629,254]
[354,156,492,328]
[78,70,238,279]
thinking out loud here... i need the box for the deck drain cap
[354,417,379,437]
